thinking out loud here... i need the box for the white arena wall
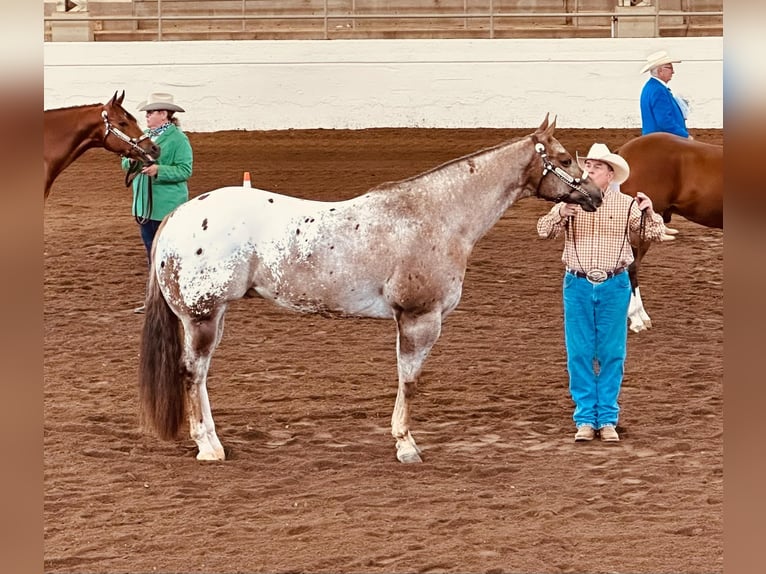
[43,37,722,132]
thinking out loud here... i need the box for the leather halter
[101,109,155,161]
[533,140,593,202]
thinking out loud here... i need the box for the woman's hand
[141,163,159,177]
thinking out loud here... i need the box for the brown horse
[137,115,604,463]
[618,132,723,332]
[43,91,160,199]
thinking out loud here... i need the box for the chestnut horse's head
[530,114,603,212]
[102,91,161,162]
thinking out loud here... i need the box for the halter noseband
[533,141,592,200]
[101,109,155,162]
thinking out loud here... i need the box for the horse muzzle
[568,184,603,212]
[143,142,161,161]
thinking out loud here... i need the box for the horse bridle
[533,140,593,202]
[101,109,155,162]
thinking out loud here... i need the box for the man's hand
[558,203,580,218]
[635,192,654,213]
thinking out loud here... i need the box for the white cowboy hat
[137,92,185,112]
[576,143,630,185]
[640,50,682,74]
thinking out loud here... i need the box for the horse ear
[543,115,557,138]
[536,113,550,134]
[116,90,125,104]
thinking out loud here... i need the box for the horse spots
[296,229,301,235]
[201,218,208,230]
[304,217,315,223]
[467,159,477,174]
[160,261,165,268]
[268,198,274,203]
[355,224,360,230]
[330,245,335,250]
[196,248,203,255]
[329,208,336,211]
[197,193,209,201]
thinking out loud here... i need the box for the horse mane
[367,135,527,193]
[45,103,102,112]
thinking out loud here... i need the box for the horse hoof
[397,450,423,464]
[197,450,225,461]
[395,438,423,463]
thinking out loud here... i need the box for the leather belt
[566,267,626,283]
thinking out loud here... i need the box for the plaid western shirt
[536,186,666,273]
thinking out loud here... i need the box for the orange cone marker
[243,171,251,188]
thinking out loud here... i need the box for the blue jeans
[138,219,162,265]
[562,271,631,429]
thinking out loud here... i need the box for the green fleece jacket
[121,124,193,220]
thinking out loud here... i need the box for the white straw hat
[137,92,185,112]
[640,50,681,74]
[576,143,630,185]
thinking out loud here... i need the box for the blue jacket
[640,77,689,138]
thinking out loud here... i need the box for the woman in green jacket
[122,92,193,313]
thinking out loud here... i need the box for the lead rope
[133,166,155,225]
[568,197,644,275]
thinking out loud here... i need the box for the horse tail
[138,267,187,440]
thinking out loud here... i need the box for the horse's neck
[421,140,532,246]
[44,105,105,175]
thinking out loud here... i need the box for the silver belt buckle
[586,269,608,284]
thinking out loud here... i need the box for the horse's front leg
[392,308,443,463]
[182,311,227,461]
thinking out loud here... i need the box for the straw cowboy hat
[137,92,185,112]
[640,50,682,74]
[577,143,630,185]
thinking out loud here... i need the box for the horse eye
[561,159,572,167]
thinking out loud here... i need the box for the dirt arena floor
[44,127,723,574]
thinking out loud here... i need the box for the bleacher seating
[43,0,723,42]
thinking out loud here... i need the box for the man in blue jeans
[537,143,668,442]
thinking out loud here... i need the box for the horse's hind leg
[392,308,443,463]
[181,309,227,460]
[627,243,653,333]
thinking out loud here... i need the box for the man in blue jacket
[639,50,690,138]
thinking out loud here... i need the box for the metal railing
[43,1,723,41]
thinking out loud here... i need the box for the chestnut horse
[44,91,160,199]
[618,132,723,332]
[138,115,603,463]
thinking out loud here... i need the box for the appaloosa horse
[618,132,723,332]
[138,115,603,463]
[44,91,160,199]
